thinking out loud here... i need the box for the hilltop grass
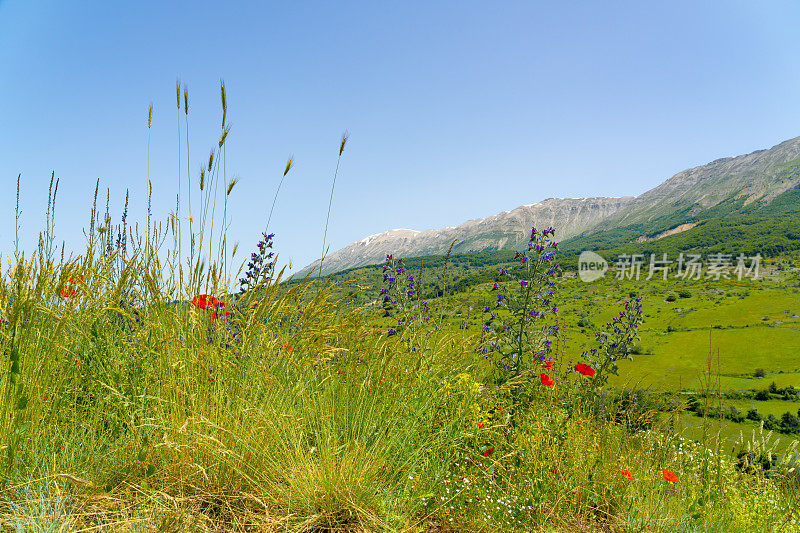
[1,258,799,531]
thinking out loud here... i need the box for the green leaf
[146,464,155,477]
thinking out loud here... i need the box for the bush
[678,290,692,298]
[754,368,767,378]
[736,450,777,475]
[746,408,762,421]
[665,294,677,302]
[782,412,800,433]
[727,406,745,423]
[629,343,646,355]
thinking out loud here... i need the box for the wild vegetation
[2,87,800,532]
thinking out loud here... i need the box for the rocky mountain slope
[299,197,634,276]
[299,136,800,276]
[595,136,800,229]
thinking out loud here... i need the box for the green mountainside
[298,137,800,277]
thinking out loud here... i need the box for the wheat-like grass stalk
[226,177,238,196]
[263,157,293,238]
[146,103,153,264]
[184,84,193,274]
[319,132,348,279]
[220,79,227,129]
[175,79,182,297]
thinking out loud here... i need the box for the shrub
[678,290,692,298]
[754,368,767,378]
[727,406,745,423]
[736,451,777,475]
[746,408,762,421]
[781,412,800,433]
[665,294,677,302]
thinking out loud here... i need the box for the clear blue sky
[2,0,800,274]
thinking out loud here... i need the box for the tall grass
[0,87,799,532]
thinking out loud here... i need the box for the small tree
[781,412,800,433]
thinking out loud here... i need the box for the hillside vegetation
[3,93,800,532]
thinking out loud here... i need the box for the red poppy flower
[60,275,84,298]
[285,345,293,352]
[621,469,634,481]
[60,287,77,298]
[478,421,485,428]
[662,468,678,483]
[337,370,345,375]
[482,447,495,457]
[192,294,219,310]
[574,364,596,377]
[540,373,555,387]
[543,361,554,370]
[548,468,558,474]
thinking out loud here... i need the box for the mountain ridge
[299,136,800,276]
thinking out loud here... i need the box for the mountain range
[299,136,800,276]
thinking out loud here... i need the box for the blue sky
[2,1,800,274]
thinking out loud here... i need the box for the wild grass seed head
[221,79,227,128]
[226,177,238,196]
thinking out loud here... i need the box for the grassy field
[410,269,800,392]
[3,255,800,532]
